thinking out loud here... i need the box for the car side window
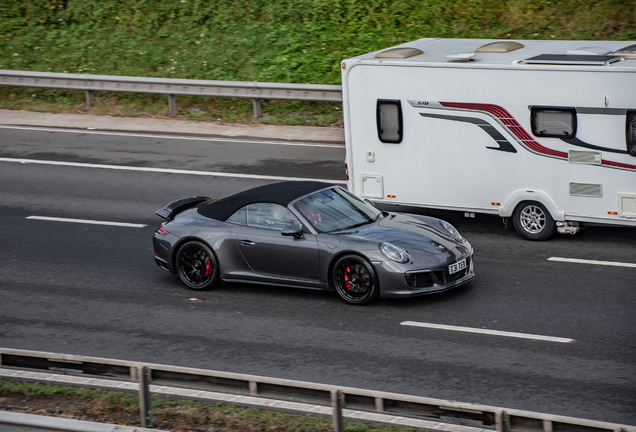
[225,206,247,226]
[246,203,301,231]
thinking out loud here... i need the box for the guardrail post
[331,389,344,432]
[85,90,94,109]
[252,98,261,120]
[496,410,510,432]
[138,366,151,428]
[168,95,177,114]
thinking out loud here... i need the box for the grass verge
[0,379,426,431]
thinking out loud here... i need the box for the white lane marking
[400,321,574,343]
[548,257,636,268]
[0,125,344,148]
[0,157,347,184]
[27,216,146,228]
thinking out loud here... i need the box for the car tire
[175,240,219,290]
[331,254,380,305]
[512,201,556,241]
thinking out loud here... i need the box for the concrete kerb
[0,110,345,146]
[0,368,489,432]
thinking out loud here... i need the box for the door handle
[239,240,256,246]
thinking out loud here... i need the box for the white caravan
[341,38,636,240]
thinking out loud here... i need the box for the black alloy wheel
[331,254,379,305]
[176,241,219,290]
[512,201,556,241]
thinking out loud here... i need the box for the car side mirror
[281,225,304,239]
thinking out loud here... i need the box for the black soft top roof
[197,181,334,221]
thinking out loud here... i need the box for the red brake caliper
[344,266,352,291]
[205,259,212,277]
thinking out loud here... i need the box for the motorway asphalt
[1,111,635,428]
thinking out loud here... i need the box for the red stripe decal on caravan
[439,101,569,159]
[438,101,636,170]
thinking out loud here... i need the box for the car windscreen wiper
[346,219,375,230]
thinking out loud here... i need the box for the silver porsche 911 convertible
[153,181,474,305]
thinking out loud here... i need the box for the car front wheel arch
[329,253,380,305]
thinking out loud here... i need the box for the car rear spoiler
[156,196,210,219]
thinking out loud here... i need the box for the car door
[232,203,320,282]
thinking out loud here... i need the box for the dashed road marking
[400,321,574,343]
[548,257,636,268]
[27,216,147,228]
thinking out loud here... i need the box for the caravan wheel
[512,201,556,241]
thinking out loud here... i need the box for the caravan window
[531,107,577,138]
[377,100,403,143]
[627,110,636,157]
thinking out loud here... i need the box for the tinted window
[226,206,247,225]
[246,203,301,231]
[531,107,576,138]
[294,187,381,233]
[377,100,403,143]
[627,110,636,157]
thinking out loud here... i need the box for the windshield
[293,187,381,233]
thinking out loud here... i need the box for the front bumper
[375,254,475,298]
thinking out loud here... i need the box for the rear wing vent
[156,196,210,219]
[523,54,622,66]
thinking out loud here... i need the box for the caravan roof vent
[612,43,636,60]
[374,47,424,59]
[523,54,622,66]
[475,41,524,53]
[567,47,612,55]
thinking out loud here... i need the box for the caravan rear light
[627,110,636,156]
[345,163,349,180]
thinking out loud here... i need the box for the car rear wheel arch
[173,238,221,290]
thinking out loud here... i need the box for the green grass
[0,0,634,124]
[0,378,427,431]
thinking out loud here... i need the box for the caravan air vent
[475,41,524,53]
[569,151,601,164]
[375,48,424,59]
[613,43,636,60]
[531,107,576,138]
[570,183,602,197]
[524,54,622,66]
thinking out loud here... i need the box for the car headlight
[440,220,464,242]
[380,243,409,263]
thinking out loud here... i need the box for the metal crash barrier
[0,348,633,432]
[0,70,343,118]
